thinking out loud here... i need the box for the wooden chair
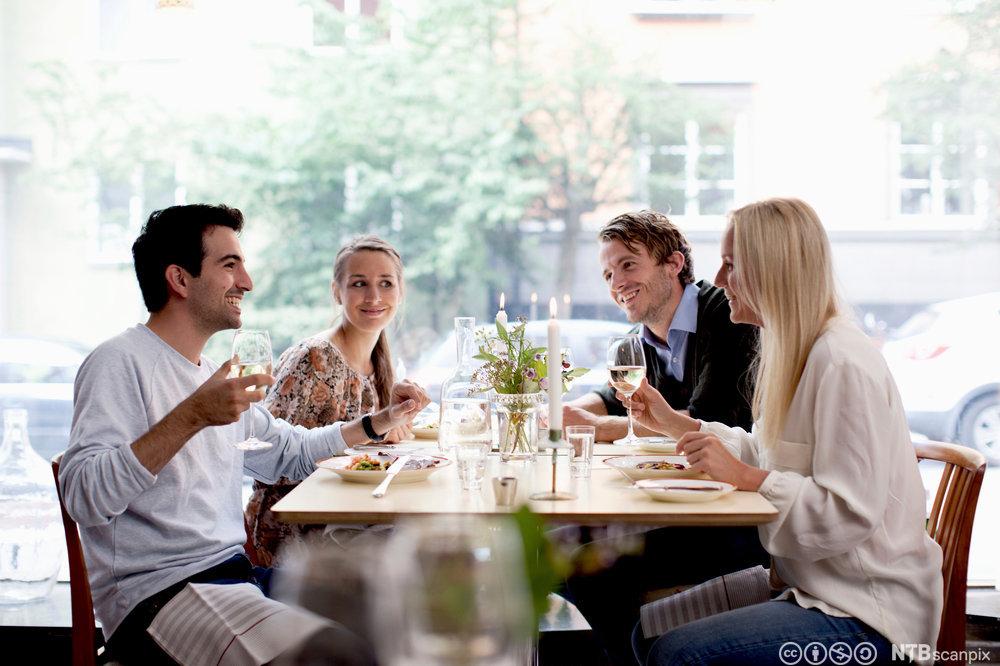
[914,440,987,664]
[51,453,109,666]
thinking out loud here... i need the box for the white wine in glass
[607,335,646,446]
[231,329,273,451]
[609,365,646,395]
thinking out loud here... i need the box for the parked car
[882,292,1000,464]
[408,319,634,404]
[0,337,87,462]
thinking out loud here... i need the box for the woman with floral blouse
[244,235,408,566]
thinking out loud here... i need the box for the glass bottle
[439,317,489,452]
[439,317,477,402]
[0,409,64,604]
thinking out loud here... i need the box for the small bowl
[634,478,735,503]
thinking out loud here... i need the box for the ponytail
[371,330,395,408]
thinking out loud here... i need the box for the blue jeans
[634,599,901,666]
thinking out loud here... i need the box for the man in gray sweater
[59,204,428,665]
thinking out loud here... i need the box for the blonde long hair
[730,198,842,448]
[333,235,404,408]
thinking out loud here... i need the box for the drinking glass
[440,398,492,490]
[566,425,595,478]
[231,329,273,451]
[372,516,533,666]
[607,334,646,446]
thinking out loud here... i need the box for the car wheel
[958,394,1000,465]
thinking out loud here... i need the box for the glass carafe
[439,316,479,404]
[0,409,64,604]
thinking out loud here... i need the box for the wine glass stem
[247,404,256,441]
[626,401,636,440]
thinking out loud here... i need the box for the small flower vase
[492,392,544,462]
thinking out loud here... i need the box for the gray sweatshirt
[59,325,346,638]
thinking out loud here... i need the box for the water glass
[566,425,595,478]
[457,441,489,490]
[441,398,492,491]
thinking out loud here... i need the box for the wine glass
[231,329,273,451]
[607,334,646,446]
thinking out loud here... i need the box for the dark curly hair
[598,210,694,284]
[132,204,244,312]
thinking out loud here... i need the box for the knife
[372,455,411,498]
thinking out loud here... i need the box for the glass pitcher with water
[0,409,64,604]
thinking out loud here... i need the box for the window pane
[649,183,686,215]
[650,153,685,178]
[900,153,931,180]
[698,150,734,181]
[901,188,930,214]
[698,188,732,215]
[945,187,973,215]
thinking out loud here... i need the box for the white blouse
[702,317,942,654]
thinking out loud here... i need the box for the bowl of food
[633,478,735,503]
[411,422,439,440]
[603,455,706,481]
[317,453,450,484]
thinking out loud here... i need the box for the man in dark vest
[563,210,767,665]
[564,209,755,438]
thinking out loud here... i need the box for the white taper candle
[547,297,561,437]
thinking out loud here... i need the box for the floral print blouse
[244,336,378,566]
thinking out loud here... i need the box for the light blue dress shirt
[641,282,699,382]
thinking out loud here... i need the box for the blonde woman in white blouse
[623,198,942,666]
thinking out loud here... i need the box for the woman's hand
[371,380,430,434]
[615,378,675,434]
[383,424,414,443]
[677,431,768,490]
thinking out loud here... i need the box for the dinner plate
[636,436,677,454]
[603,455,706,481]
[634,478,735,503]
[317,453,451,485]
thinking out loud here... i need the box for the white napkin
[639,565,770,639]
[147,583,332,666]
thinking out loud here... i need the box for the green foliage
[510,505,572,627]
[472,317,587,394]
[884,0,1000,225]
[29,0,697,355]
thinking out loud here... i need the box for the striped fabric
[147,583,332,666]
[639,566,770,639]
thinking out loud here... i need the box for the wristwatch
[361,414,386,442]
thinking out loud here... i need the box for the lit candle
[530,292,538,321]
[547,297,561,439]
[496,292,508,328]
[562,293,572,319]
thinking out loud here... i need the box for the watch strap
[361,414,385,442]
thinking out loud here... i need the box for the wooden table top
[271,442,778,527]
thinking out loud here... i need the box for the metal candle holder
[528,429,576,501]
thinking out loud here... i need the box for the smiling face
[714,223,763,327]
[185,226,252,333]
[599,238,676,326]
[333,249,401,334]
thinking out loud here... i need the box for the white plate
[637,437,677,454]
[603,455,706,481]
[634,478,735,503]
[317,453,450,485]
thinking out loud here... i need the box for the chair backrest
[51,453,99,666]
[914,440,987,660]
